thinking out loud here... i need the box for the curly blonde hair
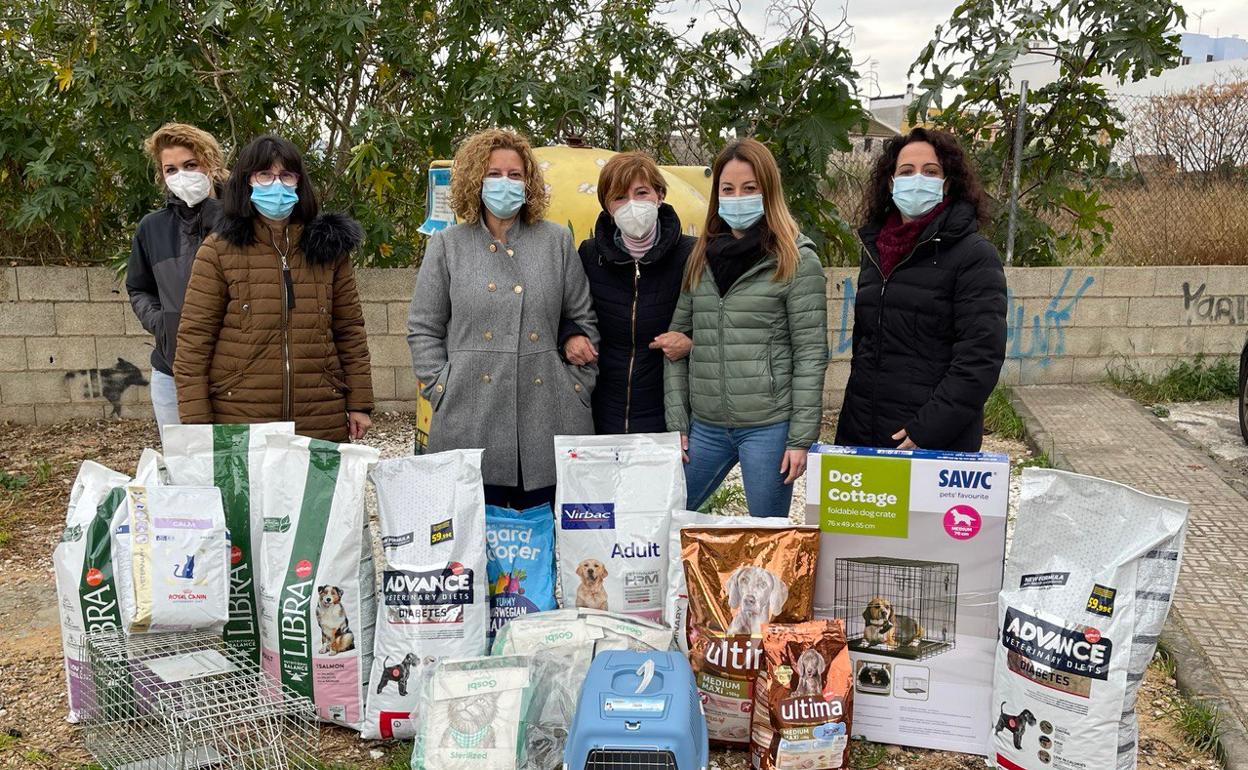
[143,123,227,185]
[449,128,548,225]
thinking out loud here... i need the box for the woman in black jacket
[835,128,1006,452]
[563,152,694,434]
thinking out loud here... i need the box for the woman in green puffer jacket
[664,138,829,517]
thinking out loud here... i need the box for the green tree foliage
[0,0,864,267]
[910,0,1186,265]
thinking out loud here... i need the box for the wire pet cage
[834,557,959,661]
[900,676,928,695]
[78,629,319,770]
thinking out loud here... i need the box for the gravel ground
[1160,398,1248,475]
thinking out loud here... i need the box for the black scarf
[706,224,768,297]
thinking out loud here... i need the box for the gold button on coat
[513,285,523,294]
[487,282,497,292]
[489,243,498,253]
[483,331,493,341]
[573,383,582,392]
[529,332,539,342]
[482,374,492,383]
[534,378,543,385]
[435,384,444,393]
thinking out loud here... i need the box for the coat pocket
[323,368,350,395]
[160,309,181,367]
[560,364,593,409]
[766,339,776,396]
[208,369,246,398]
[421,364,450,411]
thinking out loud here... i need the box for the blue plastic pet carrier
[563,651,708,770]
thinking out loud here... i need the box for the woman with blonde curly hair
[407,127,598,507]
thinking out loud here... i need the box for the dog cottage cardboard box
[804,444,1008,755]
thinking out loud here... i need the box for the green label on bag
[214,425,260,665]
[818,454,910,538]
[80,486,126,634]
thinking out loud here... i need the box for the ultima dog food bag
[258,434,380,730]
[486,504,556,643]
[682,526,820,746]
[993,469,1188,770]
[411,655,534,770]
[362,450,490,740]
[553,433,684,621]
[751,619,853,770]
[162,422,295,664]
[54,461,130,721]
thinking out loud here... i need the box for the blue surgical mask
[481,177,526,219]
[891,174,945,219]
[718,193,764,230]
[250,181,299,220]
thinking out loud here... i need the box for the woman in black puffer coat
[835,128,1006,452]
[561,152,694,434]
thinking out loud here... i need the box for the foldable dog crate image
[833,556,959,661]
[901,676,928,695]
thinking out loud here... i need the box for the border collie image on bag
[362,450,489,741]
[258,434,380,731]
[993,469,1188,770]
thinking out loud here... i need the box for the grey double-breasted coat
[407,218,599,489]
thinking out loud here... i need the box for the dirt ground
[0,414,1222,769]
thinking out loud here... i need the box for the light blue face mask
[718,193,765,231]
[481,177,526,219]
[250,181,299,220]
[891,174,945,219]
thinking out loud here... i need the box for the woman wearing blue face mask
[407,128,598,509]
[664,138,828,518]
[835,128,1006,452]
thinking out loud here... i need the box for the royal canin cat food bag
[258,434,380,730]
[362,450,489,740]
[553,433,684,621]
[486,504,557,644]
[993,469,1188,770]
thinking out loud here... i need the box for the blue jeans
[150,369,181,433]
[684,419,793,518]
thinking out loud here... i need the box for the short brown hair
[142,123,226,185]
[448,128,548,225]
[596,151,667,211]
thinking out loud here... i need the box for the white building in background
[1180,33,1248,65]
[868,85,916,132]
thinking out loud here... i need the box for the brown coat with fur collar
[174,213,373,442]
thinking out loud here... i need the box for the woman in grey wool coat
[407,128,599,508]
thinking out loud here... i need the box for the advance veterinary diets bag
[258,434,380,730]
[486,504,556,643]
[554,433,684,621]
[363,450,489,740]
[993,469,1188,770]
[163,422,294,664]
[54,461,130,721]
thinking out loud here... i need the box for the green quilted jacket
[664,235,829,448]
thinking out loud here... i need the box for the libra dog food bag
[362,450,490,740]
[258,434,380,730]
[486,504,556,642]
[411,655,534,770]
[163,423,295,664]
[554,433,684,621]
[682,526,820,747]
[993,469,1188,770]
[54,461,131,721]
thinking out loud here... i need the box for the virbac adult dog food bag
[163,422,295,664]
[993,469,1188,770]
[486,504,556,643]
[682,526,820,746]
[554,433,684,621]
[55,461,130,722]
[363,450,489,740]
[258,434,380,730]
[751,619,853,770]
[411,655,534,770]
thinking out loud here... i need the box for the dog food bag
[54,461,131,721]
[258,434,380,730]
[411,655,534,770]
[993,469,1188,770]
[362,450,490,740]
[123,483,230,634]
[751,619,853,770]
[162,422,295,664]
[553,433,684,621]
[486,504,556,643]
[682,525,820,747]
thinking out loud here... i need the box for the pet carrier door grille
[833,556,959,661]
[584,748,679,769]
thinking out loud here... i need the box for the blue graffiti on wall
[836,277,855,354]
[1006,269,1094,366]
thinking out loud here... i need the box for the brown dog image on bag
[862,596,924,649]
[574,558,609,610]
[316,585,355,655]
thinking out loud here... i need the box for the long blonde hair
[448,128,549,225]
[684,138,801,291]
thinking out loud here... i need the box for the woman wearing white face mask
[835,128,1006,452]
[560,151,694,434]
[126,123,225,430]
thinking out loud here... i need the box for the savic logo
[560,503,615,530]
[1002,607,1112,680]
[384,567,475,606]
[938,469,994,490]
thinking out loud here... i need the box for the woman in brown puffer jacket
[174,134,374,442]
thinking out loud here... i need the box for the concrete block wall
[0,265,1243,425]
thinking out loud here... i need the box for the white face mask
[613,199,659,240]
[165,170,212,207]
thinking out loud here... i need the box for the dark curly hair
[859,128,990,228]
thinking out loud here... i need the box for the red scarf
[874,201,947,278]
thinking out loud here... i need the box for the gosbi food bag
[258,434,380,730]
[162,423,295,665]
[994,469,1187,770]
